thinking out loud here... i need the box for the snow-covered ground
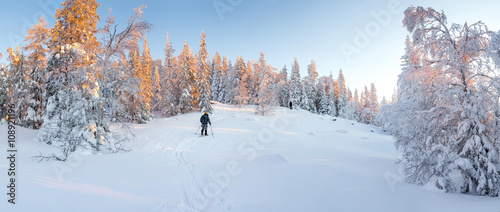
[1,103,499,211]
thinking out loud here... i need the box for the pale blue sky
[1,0,499,99]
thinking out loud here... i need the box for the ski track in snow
[169,105,230,211]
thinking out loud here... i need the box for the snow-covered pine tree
[457,87,500,196]
[220,58,233,103]
[217,56,229,103]
[391,88,398,104]
[151,61,162,111]
[327,73,337,117]
[39,44,98,160]
[161,33,179,116]
[300,76,311,111]
[380,96,388,106]
[0,64,8,122]
[317,76,329,114]
[134,36,154,123]
[196,32,213,114]
[234,58,251,107]
[6,46,30,126]
[211,51,222,102]
[278,65,290,107]
[360,86,371,124]
[23,16,49,129]
[49,0,100,67]
[289,57,301,109]
[336,69,348,118]
[305,60,318,113]
[256,71,277,115]
[367,83,379,124]
[253,52,269,104]
[179,41,196,113]
[342,88,357,121]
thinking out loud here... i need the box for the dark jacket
[200,114,211,125]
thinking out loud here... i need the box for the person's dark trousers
[201,124,208,135]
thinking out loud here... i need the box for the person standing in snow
[200,112,211,136]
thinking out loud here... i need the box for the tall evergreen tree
[218,56,230,103]
[39,44,99,160]
[151,61,162,111]
[327,73,337,117]
[234,58,251,107]
[278,65,290,107]
[23,16,50,129]
[196,32,213,113]
[256,72,277,115]
[304,60,318,113]
[337,69,348,118]
[135,36,153,123]
[289,57,301,109]
[161,33,179,116]
[317,77,329,114]
[179,41,196,113]
[211,51,222,102]
[0,64,9,122]
[49,0,100,66]
[6,46,29,126]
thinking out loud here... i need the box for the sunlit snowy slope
[1,103,498,211]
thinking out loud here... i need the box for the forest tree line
[0,0,382,160]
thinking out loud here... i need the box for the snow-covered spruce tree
[23,16,50,129]
[360,86,372,124]
[256,72,277,115]
[391,88,398,104]
[24,67,44,129]
[0,64,8,122]
[211,51,222,102]
[317,76,329,114]
[161,33,179,116]
[457,87,500,195]
[300,76,311,111]
[39,44,98,160]
[135,36,154,123]
[336,69,348,118]
[151,61,162,111]
[344,88,359,121]
[327,73,337,117]
[234,58,251,107]
[49,0,100,67]
[380,6,500,195]
[253,52,269,104]
[304,60,318,113]
[366,83,379,125]
[6,46,30,126]
[232,56,249,106]
[217,56,229,103]
[220,59,233,103]
[289,57,301,109]
[278,65,290,107]
[178,41,196,113]
[197,32,213,114]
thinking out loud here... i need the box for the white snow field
[1,103,499,212]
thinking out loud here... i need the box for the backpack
[200,114,210,124]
